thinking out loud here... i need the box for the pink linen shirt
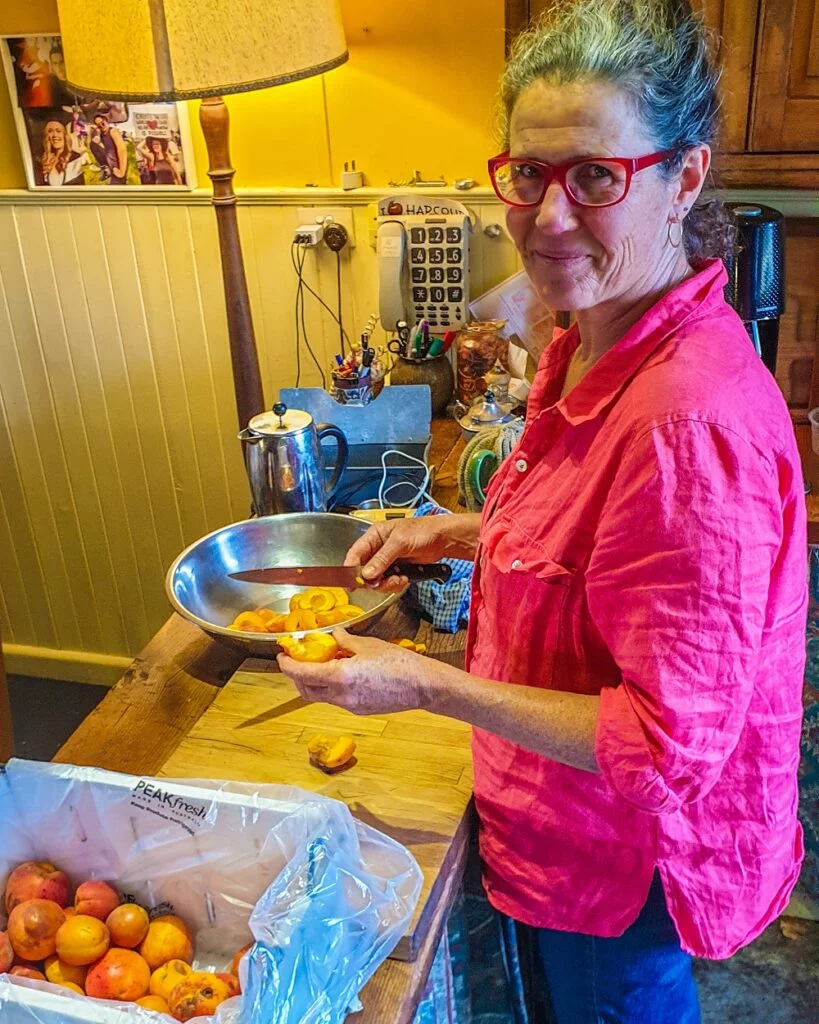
[466,260,806,959]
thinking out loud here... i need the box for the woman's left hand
[277,629,430,716]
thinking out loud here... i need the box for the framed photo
[1,35,197,191]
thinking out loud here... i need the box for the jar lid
[248,403,313,436]
[461,392,517,429]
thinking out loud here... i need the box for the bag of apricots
[0,759,422,1023]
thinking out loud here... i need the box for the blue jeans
[536,874,701,1024]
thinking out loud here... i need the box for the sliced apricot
[284,610,302,633]
[298,609,318,631]
[232,611,268,633]
[297,588,336,613]
[334,604,366,622]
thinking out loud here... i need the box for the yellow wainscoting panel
[0,194,519,680]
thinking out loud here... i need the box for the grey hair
[500,0,735,262]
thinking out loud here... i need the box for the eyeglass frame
[487,148,680,209]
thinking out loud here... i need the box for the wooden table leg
[0,639,14,762]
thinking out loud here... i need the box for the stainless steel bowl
[166,513,405,657]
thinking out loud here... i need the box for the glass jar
[455,320,507,405]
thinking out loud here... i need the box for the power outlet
[296,207,356,248]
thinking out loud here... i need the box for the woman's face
[45,121,66,150]
[506,79,685,312]
[151,140,162,155]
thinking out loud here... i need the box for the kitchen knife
[229,562,452,587]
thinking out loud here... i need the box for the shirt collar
[542,260,729,426]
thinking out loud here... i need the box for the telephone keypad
[401,214,469,331]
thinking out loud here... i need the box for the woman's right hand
[344,514,480,591]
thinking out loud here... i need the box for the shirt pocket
[475,517,575,690]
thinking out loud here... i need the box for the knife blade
[229,562,452,587]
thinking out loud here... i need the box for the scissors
[389,319,412,356]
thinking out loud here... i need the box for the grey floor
[6,674,819,1023]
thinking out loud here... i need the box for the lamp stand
[198,96,265,431]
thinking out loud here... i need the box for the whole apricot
[8,899,66,961]
[168,972,231,1021]
[229,941,252,977]
[9,965,46,981]
[44,954,88,989]
[0,930,13,972]
[55,981,84,995]
[139,915,193,971]
[85,948,151,1001]
[75,881,120,922]
[106,903,150,949]
[150,958,193,1002]
[137,994,171,1012]
[55,914,110,966]
[214,972,240,997]
[4,862,70,913]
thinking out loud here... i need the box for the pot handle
[237,428,261,444]
[316,423,349,502]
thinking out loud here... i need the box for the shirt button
[511,559,523,570]
[550,408,559,416]
[515,458,528,473]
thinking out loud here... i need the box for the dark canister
[390,355,455,416]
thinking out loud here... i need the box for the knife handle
[389,562,453,584]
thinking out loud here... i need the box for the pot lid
[248,403,313,436]
[460,392,518,430]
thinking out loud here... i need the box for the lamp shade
[55,0,348,100]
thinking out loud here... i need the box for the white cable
[378,449,433,509]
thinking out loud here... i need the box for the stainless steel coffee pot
[238,402,349,516]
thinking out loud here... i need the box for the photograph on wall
[1,35,196,190]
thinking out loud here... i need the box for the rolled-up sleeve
[588,420,783,814]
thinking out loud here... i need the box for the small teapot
[238,402,349,516]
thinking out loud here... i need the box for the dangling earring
[667,219,683,249]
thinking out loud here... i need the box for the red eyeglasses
[488,149,678,209]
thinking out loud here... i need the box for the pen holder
[389,354,454,416]
[330,369,385,406]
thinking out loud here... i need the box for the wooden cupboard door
[751,0,819,150]
[695,0,758,152]
[513,0,758,153]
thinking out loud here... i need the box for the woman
[137,137,182,186]
[38,119,88,186]
[279,2,806,1020]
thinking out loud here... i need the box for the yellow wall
[0,0,505,190]
[0,0,512,683]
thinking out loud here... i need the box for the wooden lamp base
[198,96,265,431]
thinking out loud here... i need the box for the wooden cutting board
[159,664,474,961]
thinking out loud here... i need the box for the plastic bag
[0,759,422,1023]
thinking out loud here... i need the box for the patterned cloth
[800,547,819,899]
[408,502,474,633]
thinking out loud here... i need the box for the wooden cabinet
[751,0,819,151]
[507,0,819,187]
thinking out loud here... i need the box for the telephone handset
[377,194,471,333]
[377,220,408,332]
